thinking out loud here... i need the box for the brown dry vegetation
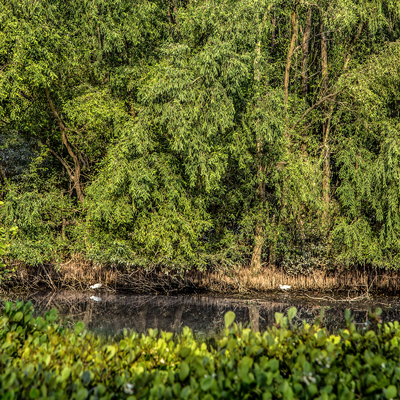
[3,258,400,295]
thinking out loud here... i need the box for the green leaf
[281,381,293,399]
[106,345,116,360]
[75,321,84,335]
[119,340,128,350]
[13,312,23,322]
[76,388,89,400]
[307,383,318,396]
[386,385,397,399]
[61,367,71,381]
[179,362,190,381]
[29,388,40,399]
[238,356,253,379]
[287,307,297,322]
[200,376,214,391]
[5,302,12,314]
[173,383,181,397]
[224,311,235,328]
[319,307,325,322]
[267,359,279,372]
[96,384,106,395]
[180,347,190,358]
[263,391,272,400]
[275,312,284,325]
[81,371,92,385]
[180,386,191,398]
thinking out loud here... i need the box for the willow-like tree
[1,0,400,272]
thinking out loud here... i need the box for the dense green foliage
[0,201,17,283]
[1,301,400,399]
[1,0,400,271]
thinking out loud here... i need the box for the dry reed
[3,257,400,294]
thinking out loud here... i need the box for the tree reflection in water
[7,291,400,336]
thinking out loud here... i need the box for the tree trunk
[251,18,265,274]
[62,218,67,240]
[0,163,7,184]
[321,21,328,93]
[280,11,297,229]
[249,305,259,332]
[137,304,148,333]
[97,25,102,50]
[172,303,184,331]
[322,115,332,223]
[271,13,276,50]
[320,21,330,223]
[172,0,180,30]
[301,9,312,98]
[268,214,276,266]
[83,300,93,326]
[45,88,85,204]
[320,22,363,225]
[251,219,264,273]
[284,10,298,105]
[300,8,312,155]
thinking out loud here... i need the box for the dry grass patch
[3,259,400,295]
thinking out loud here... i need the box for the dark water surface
[3,291,400,336]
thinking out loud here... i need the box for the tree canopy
[1,0,400,272]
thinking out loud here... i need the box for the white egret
[90,283,103,290]
[279,284,291,290]
[89,296,102,302]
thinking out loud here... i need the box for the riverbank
[3,258,400,295]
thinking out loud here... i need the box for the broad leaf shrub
[1,303,400,399]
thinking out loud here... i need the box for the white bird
[90,296,102,302]
[124,383,134,395]
[90,283,103,290]
[279,284,291,290]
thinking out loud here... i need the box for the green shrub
[1,302,399,399]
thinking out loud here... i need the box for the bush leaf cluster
[2,302,400,399]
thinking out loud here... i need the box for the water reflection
[5,291,400,336]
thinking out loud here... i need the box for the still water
[5,290,400,336]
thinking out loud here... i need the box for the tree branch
[0,163,8,183]
[45,88,85,203]
[46,146,73,179]
[291,91,341,130]
[284,10,298,104]
[301,9,312,97]
[42,220,76,227]
[343,22,364,70]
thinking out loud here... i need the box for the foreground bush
[1,302,399,400]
